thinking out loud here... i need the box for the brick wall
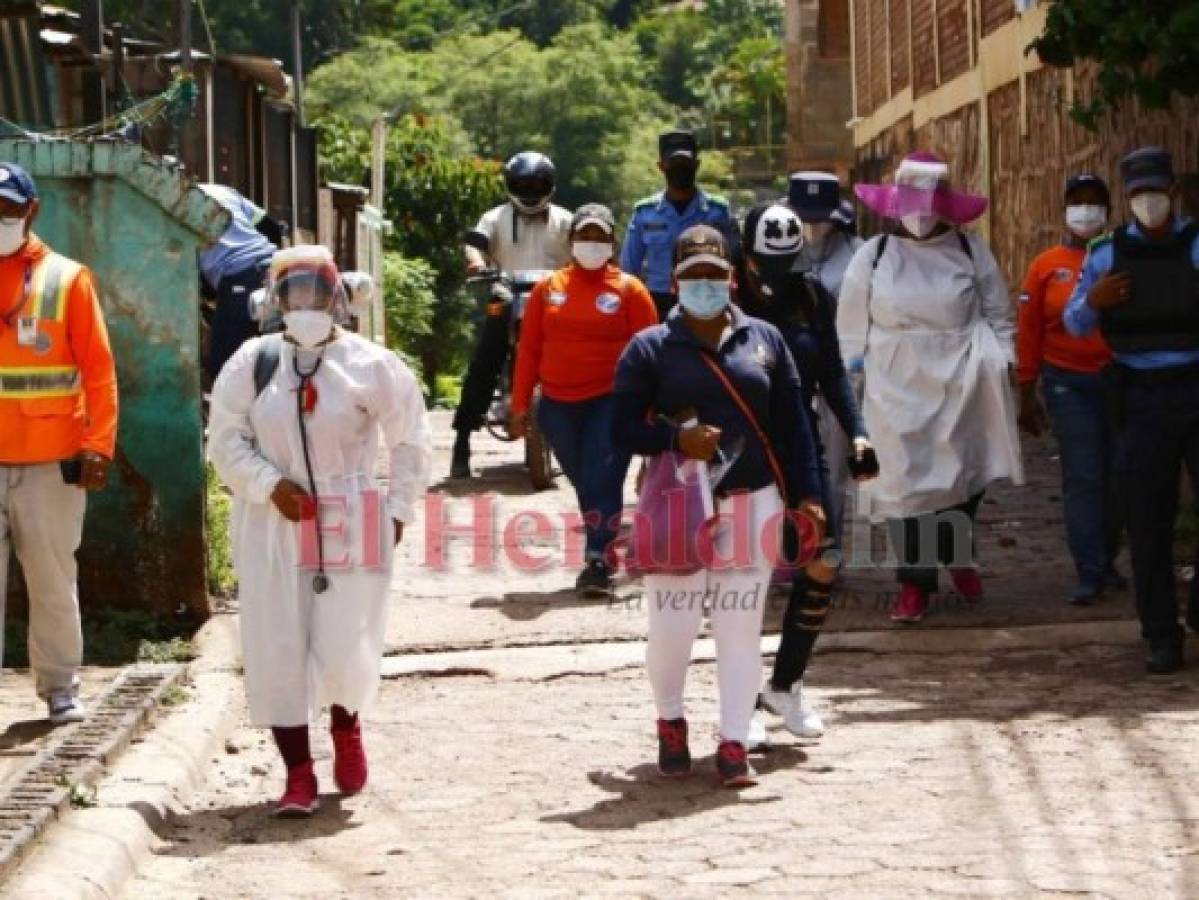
[988,64,1199,290]
[980,0,1015,36]
[910,0,937,98]
[890,0,911,95]
[853,64,1199,292]
[937,0,972,83]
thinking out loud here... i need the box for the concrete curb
[381,618,1143,682]
[3,612,244,900]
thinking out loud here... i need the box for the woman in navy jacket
[612,224,825,788]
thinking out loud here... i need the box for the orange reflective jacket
[0,235,118,463]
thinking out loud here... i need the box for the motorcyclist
[453,152,572,478]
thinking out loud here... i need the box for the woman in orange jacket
[1016,173,1125,605]
[511,204,658,597]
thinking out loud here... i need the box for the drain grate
[0,663,183,880]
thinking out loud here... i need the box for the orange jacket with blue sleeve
[0,234,119,463]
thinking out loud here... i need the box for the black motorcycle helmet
[504,151,556,215]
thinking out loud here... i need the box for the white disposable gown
[208,332,431,727]
[836,229,1024,522]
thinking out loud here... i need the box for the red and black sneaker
[274,760,319,818]
[656,718,692,777]
[332,720,369,795]
[715,740,757,789]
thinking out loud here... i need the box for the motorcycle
[465,266,557,491]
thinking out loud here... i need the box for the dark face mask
[753,254,799,298]
[664,162,698,191]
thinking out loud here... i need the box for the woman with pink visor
[837,152,1024,623]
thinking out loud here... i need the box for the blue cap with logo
[0,163,37,205]
[787,171,841,222]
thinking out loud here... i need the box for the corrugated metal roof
[0,1,53,129]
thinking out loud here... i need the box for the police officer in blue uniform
[620,130,738,320]
[1064,147,1199,674]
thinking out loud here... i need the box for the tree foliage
[1031,0,1199,128]
[307,25,677,220]
[319,114,504,390]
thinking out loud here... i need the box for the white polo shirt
[474,202,573,272]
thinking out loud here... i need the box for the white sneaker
[746,712,769,750]
[47,691,86,725]
[760,681,824,738]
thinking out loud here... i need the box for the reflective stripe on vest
[0,365,81,399]
[26,254,80,323]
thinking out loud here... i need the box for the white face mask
[0,217,27,257]
[1130,192,1173,230]
[1065,204,1107,239]
[677,279,731,320]
[900,213,939,239]
[572,241,612,270]
[283,310,334,349]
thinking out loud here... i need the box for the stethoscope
[292,349,329,595]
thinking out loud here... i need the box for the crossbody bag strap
[696,351,788,500]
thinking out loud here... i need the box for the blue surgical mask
[677,278,731,320]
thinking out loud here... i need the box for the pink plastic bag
[624,451,716,577]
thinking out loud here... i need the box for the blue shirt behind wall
[198,184,277,289]
[1064,217,1199,370]
[620,189,737,294]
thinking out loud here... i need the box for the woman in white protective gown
[208,246,431,817]
[836,152,1023,624]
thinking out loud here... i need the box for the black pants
[887,492,984,592]
[650,291,676,322]
[453,304,512,433]
[207,263,268,382]
[1117,366,1199,642]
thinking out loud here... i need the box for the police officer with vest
[1065,147,1199,673]
[0,163,119,722]
[452,151,572,479]
[620,130,738,320]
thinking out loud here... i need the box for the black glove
[847,445,880,479]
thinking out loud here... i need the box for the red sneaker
[949,567,984,601]
[332,720,369,795]
[890,583,929,623]
[715,740,757,788]
[274,760,319,818]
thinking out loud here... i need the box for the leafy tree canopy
[1031,0,1199,128]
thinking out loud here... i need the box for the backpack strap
[957,230,974,260]
[253,335,283,399]
[871,234,889,271]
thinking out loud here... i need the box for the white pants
[0,464,87,699]
[644,486,783,744]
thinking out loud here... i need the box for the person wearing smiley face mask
[1064,147,1199,674]
[1016,173,1126,607]
[510,204,658,597]
[735,203,875,743]
[0,162,118,726]
[840,152,1023,624]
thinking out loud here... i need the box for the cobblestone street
[94,413,1199,897]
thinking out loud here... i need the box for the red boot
[332,719,369,795]
[949,567,984,601]
[890,583,929,623]
[275,760,319,818]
